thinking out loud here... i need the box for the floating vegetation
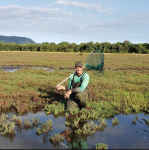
[0,121,16,136]
[98,118,107,127]
[132,116,139,124]
[48,133,64,144]
[36,119,53,135]
[30,118,41,126]
[95,143,108,149]
[75,119,106,135]
[11,115,22,126]
[112,117,119,125]
[23,118,32,128]
[0,114,9,125]
[132,119,137,124]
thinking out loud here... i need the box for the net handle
[56,65,85,87]
[56,50,98,87]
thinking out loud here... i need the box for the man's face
[75,66,83,74]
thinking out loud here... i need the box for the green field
[0,51,149,116]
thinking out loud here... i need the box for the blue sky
[0,0,149,44]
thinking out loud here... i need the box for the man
[56,61,90,111]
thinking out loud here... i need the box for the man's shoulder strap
[80,71,86,82]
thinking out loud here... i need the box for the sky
[0,0,149,44]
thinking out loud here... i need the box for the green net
[85,50,104,71]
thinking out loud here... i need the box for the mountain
[0,35,36,44]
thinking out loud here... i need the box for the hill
[0,35,36,44]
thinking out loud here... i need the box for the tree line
[0,41,149,54]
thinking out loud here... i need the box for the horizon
[0,35,148,45]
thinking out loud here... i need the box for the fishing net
[85,50,104,71]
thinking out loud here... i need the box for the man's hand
[56,85,65,91]
[64,90,72,99]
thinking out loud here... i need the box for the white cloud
[0,5,72,19]
[54,0,116,14]
[0,5,86,36]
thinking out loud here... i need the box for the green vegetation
[44,103,65,115]
[0,35,36,44]
[31,118,41,126]
[36,119,53,135]
[96,143,108,149]
[0,122,16,136]
[0,52,148,117]
[48,133,64,144]
[0,40,149,53]
[0,50,148,144]
[112,117,119,125]
[23,118,32,128]
[11,115,22,126]
[0,113,53,138]
[75,119,106,135]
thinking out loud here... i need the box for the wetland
[0,51,149,149]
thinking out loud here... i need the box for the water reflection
[0,111,149,149]
[60,119,89,149]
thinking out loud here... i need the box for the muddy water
[0,111,149,149]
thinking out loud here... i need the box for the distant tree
[0,42,4,51]
[122,40,131,53]
[103,42,111,53]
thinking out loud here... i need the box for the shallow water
[0,111,149,149]
[0,66,74,73]
[0,66,54,72]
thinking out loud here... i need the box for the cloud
[0,5,72,19]
[0,5,86,36]
[54,0,116,14]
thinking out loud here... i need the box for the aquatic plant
[36,127,43,135]
[132,119,137,124]
[72,117,80,128]
[65,112,69,118]
[65,121,70,126]
[23,118,32,128]
[0,114,8,125]
[36,119,53,135]
[0,121,16,136]
[75,121,99,135]
[48,133,64,144]
[112,117,119,125]
[11,115,22,126]
[30,118,41,126]
[98,118,107,127]
[95,143,108,149]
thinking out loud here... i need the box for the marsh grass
[0,52,149,118]
[0,52,149,70]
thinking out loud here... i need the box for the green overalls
[67,71,89,111]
